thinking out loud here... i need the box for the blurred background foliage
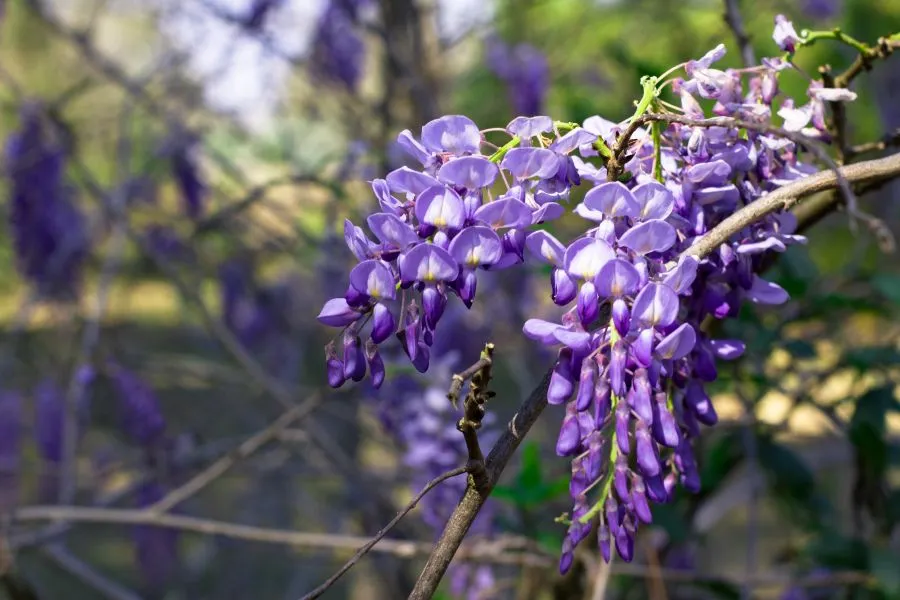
[0,0,898,599]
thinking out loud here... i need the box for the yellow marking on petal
[612,282,622,296]
[434,216,446,228]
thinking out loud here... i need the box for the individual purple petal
[635,421,660,477]
[632,181,674,220]
[618,220,677,255]
[630,369,653,423]
[655,323,696,360]
[573,201,606,222]
[632,283,679,328]
[372,179,403,214]
[583,182,639,218]
[522,319,563,345]
[632,328,654,367]
[500,147,560,180]
[549,129,597,154]
[371,303,395,344]
[684,160,731,186]
[421,115,481,155]
[610,340,627,397]
[414,185,466,230]
[437,156,499,189]
[612,298,630,337]
[594,377,612,424]
[411,341,430,373]
[531,201,565,223]
[552,268,577,305]
[676,439,701,492]
[448,226,503,268]
[577,281,599,325]
[564,238,615,280]
[575,359,597,411]
[710,339,745,360]
[342,334,367,381]
[399,244,459,284]
[349,260,397,300]
[685,380,718,426]
[651,391,680,448]
[386,166,441,196]
[326,355,345,388]
[737,237,787,255]
[473,198,533,229]
[615,401,630,454]
[548,348,576,405]
[317,297,363,327]
[746,276,789,304]
[506,116,553,138]
[662,255,699,294]
[598,522,612,563]
[422,286,447,329]
[456,268,478,307]
[366,342,385,389]
[344,219,372,260]
[596,258,641,297]
[526,230,566,266]
[773,14,801,52]
[631,477,653,524]
[556,402,581,456]
[554,329,593,355]
[396,129,431,165]
[367,213,419,248]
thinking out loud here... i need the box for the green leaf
[518,442,543,490]
[871,547,900,597]
[842,347,900,372]
[700,431,744,496]
[757,435,828,528]
[873,274,900,305]
[849,386,899,479]
[785,340,817,359]
[805,533,869,570]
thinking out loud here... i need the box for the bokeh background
[0,0,899,599]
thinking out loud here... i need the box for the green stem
[651,120,664,183]
[631,76,658,122]
[489,136,520,163]
[554,121,580,131]
[580,318,621,524]
[800,28,870,54]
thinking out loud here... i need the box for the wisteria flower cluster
[318,15,856,569]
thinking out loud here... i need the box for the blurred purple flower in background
[109,365,167,447]
[802,0,842,20]
[5,104,90,300]
[133,480,180,591]
[310,0,366,91]
[486,38,550,116]
[0,391,22,511]
[169,135,207,220]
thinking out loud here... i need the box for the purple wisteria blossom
[5,104,90,299]
[486,37,550,116]
[310,0,366,91]
[319,15,830,570]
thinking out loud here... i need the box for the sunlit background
[0,0,899,599]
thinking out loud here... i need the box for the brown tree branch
[408,369,553,599]
[299,466,468,600]
[722,0,755,68]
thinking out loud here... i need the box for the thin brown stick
[146,398,321,514]
[722,0,755,68]
[408,369,553,599]
[679,152,900,260]
[42,544,142,600]
[299,466,468,600]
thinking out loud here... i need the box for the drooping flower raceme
[318,15,849,569]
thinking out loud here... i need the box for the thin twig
[41,544,142,600]
[146,398,321,514]
[722,0,755,68]
[299,466,468,600]
[847,127,900,159]
[408,368,553,599]
[455,344,495,494]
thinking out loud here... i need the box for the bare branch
[408,369,553,599]
[680,151,900,260]
[146,398,321,515]
[300,466,468,600]
[42,544,141,600]
[722,0,755,68]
